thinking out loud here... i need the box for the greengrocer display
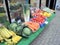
[0,6,55,45]
[0,0,55,45]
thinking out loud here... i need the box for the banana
[0,35,3,42]
[12,35,22,43]
[5,39,14,45]
[3,27,12,38]
[8,30,16,37]
[2,26,17,37]
[0,29,6,38]
[0,26,11,38]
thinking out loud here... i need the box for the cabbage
[23,28,31,36]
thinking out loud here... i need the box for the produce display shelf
[0,13,55,45]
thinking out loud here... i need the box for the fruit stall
[0,0,55,45]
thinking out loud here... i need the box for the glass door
[8,0,25,23]
[8,0,31,23]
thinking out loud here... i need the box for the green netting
[0,13,55,45]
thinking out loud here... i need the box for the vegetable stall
[0,6,55,45]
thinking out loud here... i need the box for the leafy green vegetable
[23,28,31,36]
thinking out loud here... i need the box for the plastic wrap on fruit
[8,23,18,32]
[16,25,24,36]
[16,23,32,38]
[0,26,12,38]
[25,21,39,32]
[31,15,46,24]
[12,35,22,43]
[22,27,32,38]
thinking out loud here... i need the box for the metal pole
[48,0,51,8]
[39,0,41,9]
[29,0,30,4]
[5,0,11,23]
[53,0,56,10]
[46,0,49,7]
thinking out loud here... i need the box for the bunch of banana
[5,35,22,45]
[12,35,22,43]
[0,25,22,44]
[9,30,16,36]
[0,26,12,39]
[5,39,15,45]
[0,35,3,42]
